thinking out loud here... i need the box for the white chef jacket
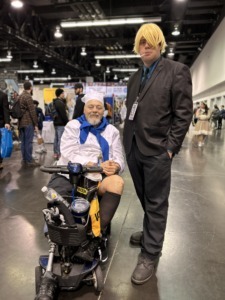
[57,119,125,180]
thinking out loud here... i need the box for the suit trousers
[126,137,172,260]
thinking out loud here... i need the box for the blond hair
[133,23,167,54]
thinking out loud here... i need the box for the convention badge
[128,102,138,120]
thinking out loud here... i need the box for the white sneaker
[32,154,38,159]
[41,148,47,153]
[198,142,202,147]
[35,149,43,154]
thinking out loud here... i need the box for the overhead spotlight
[11,1,23,8]
[95,59,101,67]
[81,47,87,56]
[33,60,38,68]
[6,50,13,59]
[40,80,44,84]
[54,26,62,38]
[113,74,118,80]
[25,75,29,80]
[172,25,180,36]
[4,69,7,74]
[51,68,56,75]
[68,75,71,80]
[167,48,175,58]
[106,67,110,73]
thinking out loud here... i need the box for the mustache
[89,113,100,117]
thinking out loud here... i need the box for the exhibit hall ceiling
[0,0,225,82]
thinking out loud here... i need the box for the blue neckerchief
[142,57,160,82]
[77,115,109,161]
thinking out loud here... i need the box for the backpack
[48,101,58,120]
[211,110,220,121]
[10,100,24,119]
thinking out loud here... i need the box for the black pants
[126,138,172,260]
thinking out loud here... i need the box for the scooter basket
[47,222,87,246]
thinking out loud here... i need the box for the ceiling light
[6,50,13,59]
[114,74,118,80]
[0,58,11,62]
[112,68,138,72]
[51,68,56,75]
[34,77,68,81]
[81,47,87,56]
[54,26,62,38]
[25,75,29,80]
[33,60,38,68]
[172,25,180,36]
[17,70,44,73]
[40,80,44,84]
[61,17,161,28]
[68,75,71,80]
[95,54,140,60]
[167,48,175,58]
[11,1,23,8]
[106,67,110,73]
[95,59,101,67]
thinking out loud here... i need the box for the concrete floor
[1,126,225,300]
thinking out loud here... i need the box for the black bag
[10,100,24,119]
[48,102,58,120]
[212,110,221,121]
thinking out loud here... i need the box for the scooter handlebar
[40,165,103,174]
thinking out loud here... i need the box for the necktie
[139,68,149,93]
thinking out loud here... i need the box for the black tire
[35,266,43,294]
[93,265,104,292]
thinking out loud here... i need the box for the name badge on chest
[128,100,139,121]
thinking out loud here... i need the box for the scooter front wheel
[35,266,43,293]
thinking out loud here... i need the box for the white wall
[191,17,225,105]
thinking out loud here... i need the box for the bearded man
[46,90,124,260]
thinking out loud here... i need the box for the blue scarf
[77,115,109,161]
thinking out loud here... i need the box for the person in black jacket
[52,88,68,160]
[123,23,192,284]
[72,83,85,119]
[0,81,10,170]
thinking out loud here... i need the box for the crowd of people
[193,102,225,147]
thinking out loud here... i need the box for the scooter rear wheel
[93,265,104,292]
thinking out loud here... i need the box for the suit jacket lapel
[132,68,142,99]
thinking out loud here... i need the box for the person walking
[52,88,68,160]
[194,102,212,146]
[123,23,193,285]
[18,81,40,167]
[0,81,10,170]
[217,105,225,129]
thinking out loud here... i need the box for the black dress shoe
[131,252,155,285]
[130,231,143,246]
[74,237,101,262]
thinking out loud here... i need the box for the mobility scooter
[35,162,106,300]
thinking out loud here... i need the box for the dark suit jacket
[73,93,85,119]
[123,57,193,156]
[0,90,10,128]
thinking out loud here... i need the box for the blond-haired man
[123,23,193,284]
